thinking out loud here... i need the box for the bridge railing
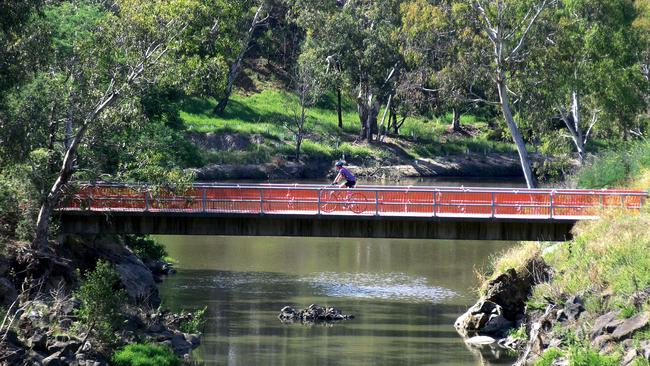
[58,183,648,221]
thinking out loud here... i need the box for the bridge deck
[59,183,647,221]
[57,183,647,240]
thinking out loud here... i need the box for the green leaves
[75,260,127,346]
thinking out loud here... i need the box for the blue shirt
[340,167,355,182]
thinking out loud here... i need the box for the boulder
[278,304,354,323]
[185,333,200,347]
[481,314,514,337]
[590,311,622,340]
[27,332,48,351]
[42,351,64,366]
[561,296,584,322]
[640,340,650,359]
[622,349,637,366]
[170,333,192,355]
[455,300,511,337]
[60,235,161,307]
[0,276,16,305]
[456,256,550,337]
[47,339,81,355]
[611,312,650,340]
[483,257,550,321]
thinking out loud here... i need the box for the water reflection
[157,236,518,365]
[301,272,457,303]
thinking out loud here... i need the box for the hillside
[179,88,534,181]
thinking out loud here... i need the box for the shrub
[125,235,168,262]
[534,347,562,366]
[75,260,127,346]
[111,343,180,366]
[0,176,20,239]
[179,306,207,334]
[576,141,650,189]
[568,345,620,366]
[508,324,528,341]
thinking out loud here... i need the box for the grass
[483,141,650,364]
[111,343,180,366]
[179,89,516,165]
[576,141,650,189]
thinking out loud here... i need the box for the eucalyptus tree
[634,0,650,136]
[398,0,490,132]
[291,0,402,142]
[30,0,220,251]
[212,0,271,115]
[532,0,647,163]
[458,0,558,188]
[0,0,44,98]
[284,51,323,160]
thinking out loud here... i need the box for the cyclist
[332,161,356,188]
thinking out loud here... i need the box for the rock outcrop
[278,304,355,324]
[455,256,551,337]
[59,235,160,306]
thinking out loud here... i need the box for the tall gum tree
[464,0,557,188]
[31,0,217,251]
[397,1,491,133]
[291,0,402,142]
[549,0,645,162]
[213,0,271,115]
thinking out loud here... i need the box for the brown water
[157,236,519,365]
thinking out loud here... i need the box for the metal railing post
[88,186,94,211]
[433,190,437,217]
[549,191,554,219]
[375,190,380,216]
[317,189,321,215]
[621,195,625,209]
[600,194,604,208]
[260,188,265,214]
[202,188,207,212]
[491,192,495,218]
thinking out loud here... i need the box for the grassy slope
[486,143,650,365]
[180,89,516,165]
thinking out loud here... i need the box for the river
[157,236,519,365]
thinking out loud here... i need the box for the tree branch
[507,0,549,61]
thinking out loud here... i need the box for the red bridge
[58,183,647,241]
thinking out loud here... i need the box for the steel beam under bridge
[59,212,575,241]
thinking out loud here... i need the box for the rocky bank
[0,236,201,365]
[454,255,650,365]
[191,153,528,181]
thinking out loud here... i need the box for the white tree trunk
[33,35,174,250]
[451,108,461,132]
[559,91,595,164]
[214,2,267,115]
[497,76,537,188]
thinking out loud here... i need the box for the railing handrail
[69,181,649,197]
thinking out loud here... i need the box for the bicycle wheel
[321,191,341,213]
[348,192,369,214]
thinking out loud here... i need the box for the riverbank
[190,152,530,181]
[454,151,650,365]
[0,235,203,365]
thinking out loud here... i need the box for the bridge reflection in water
[58,183,647,241]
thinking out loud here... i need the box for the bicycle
[320,188,369,214]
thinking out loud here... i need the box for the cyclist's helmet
[335,161,345,167]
